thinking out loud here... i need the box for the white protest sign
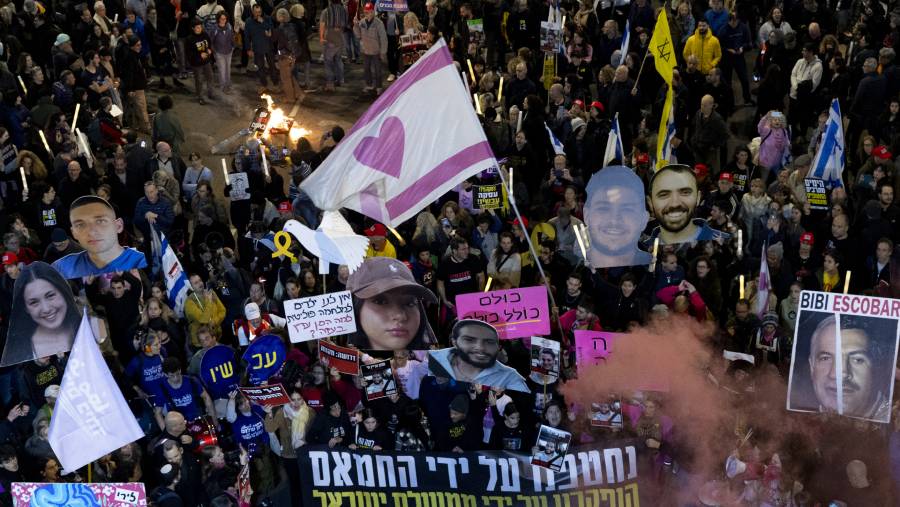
[284,291,357,343]
[229,172,250,201]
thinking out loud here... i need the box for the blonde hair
[276,7,289,22]
[289,3,305,18]
[16,150,47,181]
[403,12,422,33]
[140,297,176,326]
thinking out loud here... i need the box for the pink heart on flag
[353,116,405,178]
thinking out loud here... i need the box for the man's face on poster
[597,403,610,414]
[585,183,648,256]
[371,372,383,385]
[454,324,500,369]
[649,170,700,234]
[809,321,877,416]
[70,203,124,257]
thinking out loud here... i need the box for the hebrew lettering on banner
[456,287,550,340]
[285,291,358,343]
[298,443,642,507]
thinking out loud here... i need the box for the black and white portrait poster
[361,359,398,401]
[786,291,900,423]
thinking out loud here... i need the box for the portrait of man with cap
[583,166,652,269]
[648,164,730,245]
[347,257,438,351]
[52,195,148,279]
[428,319,529,392]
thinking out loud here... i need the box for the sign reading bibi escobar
[787,291,900,423]
[298,443,641,507]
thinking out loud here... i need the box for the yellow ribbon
[271,231,297,262]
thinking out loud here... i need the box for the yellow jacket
[184,291,227,348]
[682,29,722,74]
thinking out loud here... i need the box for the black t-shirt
[437,254,482,303]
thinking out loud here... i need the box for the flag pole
[632,50,652,95]
[496,168,557,310]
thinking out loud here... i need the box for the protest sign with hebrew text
[456,286,550,339]
[285,291,357,343]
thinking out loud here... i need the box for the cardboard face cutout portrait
[647,164,729,246]
[2,262,80,366]
[584,166,652,268]
[346,257,438,351]
[427,320,530,393]
[787,291,900,423]
[52,196,147,279]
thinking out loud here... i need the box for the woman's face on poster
[359,289,421,350]
[24,279,67,330]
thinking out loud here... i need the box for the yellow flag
[650,10,676,169]
[649,10,675,85]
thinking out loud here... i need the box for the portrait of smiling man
[789,312,897,423]
[52,196,147,279]
[583,166,651,269]
[428,319,529,392]
[648,164,728,244]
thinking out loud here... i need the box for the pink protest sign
[456,286,550,339]
[574,330,621,365]
[12,482,147,506]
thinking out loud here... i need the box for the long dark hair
[2,262,80,366]
[348,293,437,350]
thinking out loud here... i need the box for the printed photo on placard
[647,164,730,246]
[590,398,624,429]
[52,196,147,278]
[2,262,79,367]
[787,291,900,423]
[531,425,571,471]
[346,257,439,351]
[530,337,560,378]
[584,166,652,268]
[361,359,398,401]
[427,320,529,393]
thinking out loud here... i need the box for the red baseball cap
[719,172,734,182]
[590,101,604,112]
[573,99,585,109]
[1,252,17,266]
[635,153,649,164]
[693,163,709,179]
[365,223,387,237]
[277,201,292,213]
[800,232,814,246]
[363,2,375,11]
[874,145,893,160]
[510,217,529,229]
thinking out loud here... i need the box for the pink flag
[300,39,498,227]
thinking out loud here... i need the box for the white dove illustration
[282,211,370,273]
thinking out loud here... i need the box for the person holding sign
[347,257,438,351]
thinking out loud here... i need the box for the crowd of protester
[0,0,899,504]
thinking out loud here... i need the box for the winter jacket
[682,29,722,74]
[353,17,387,56]
[756,117,789,170]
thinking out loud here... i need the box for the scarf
[285,403,315,449]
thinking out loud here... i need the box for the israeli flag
[151,225,189,318]
[620,20,631,59]
[545,123,566,155]
[810,98,845,188]
[603,114,625,166]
